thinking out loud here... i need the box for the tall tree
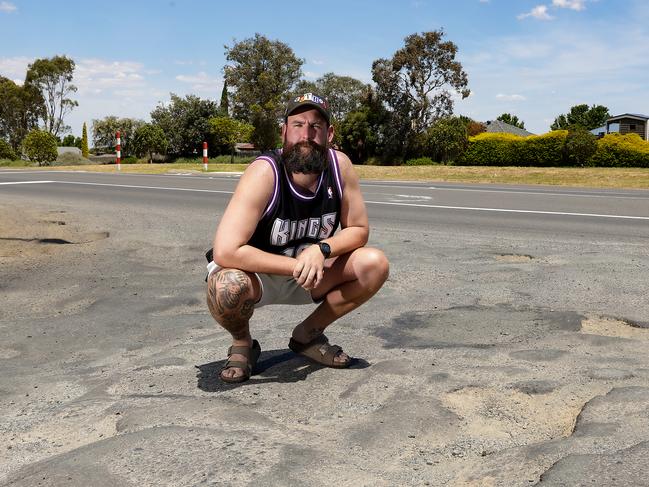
[150,94,219,156]
[219,80,229,116]
[551,104,610,131]
[372,30,470,161]
[92,116,145,156]
[81,122,89,157]
[295,73,369,123]
[224,33,303,150]
[25,55,78,137]
[0,76,43,151]
[497,113,525,129]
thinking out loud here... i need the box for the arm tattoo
[206,269,255,340]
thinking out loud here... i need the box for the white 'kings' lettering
[270,212,337,246]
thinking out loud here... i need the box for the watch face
[319,242,331,257]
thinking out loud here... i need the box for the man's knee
[206,268,257,320]
[355,247,390,287]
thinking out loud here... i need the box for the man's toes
[221,368,241,378]
[335,352,350,364]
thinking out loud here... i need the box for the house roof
[607,113,649,122]
[235,143,256,150]
[485,119,534,137]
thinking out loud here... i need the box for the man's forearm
[323,226,369,257]
[213,245,296,276]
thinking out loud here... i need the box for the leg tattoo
[207,269,255,340]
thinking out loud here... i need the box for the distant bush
[589,133,649,167]
[405,157,436,166]
[0,139,18,160]
[425,117,469,164]
[564,127,597,166]
[23,130,58,166]
[54,151,92,165]
[121,155,140,164]
[210,155,255,164]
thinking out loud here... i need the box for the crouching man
[206,93,389,383]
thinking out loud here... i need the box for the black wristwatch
[318,242,331,258]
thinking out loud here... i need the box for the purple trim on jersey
[329,149,344,197]
[284,166,324,200]
[256,156,279,218]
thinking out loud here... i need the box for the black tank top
[248,148,344,257]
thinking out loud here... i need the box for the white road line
[0,180,55,185]
[54,181,233,194]
[365,200,649,221]
[365,186,648,199]
[426,186,649,200]
[3,179,648,221]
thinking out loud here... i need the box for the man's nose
[300,125,314,140]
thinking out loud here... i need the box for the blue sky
[2,0,648,136]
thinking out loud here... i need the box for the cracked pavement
[1,187,649,486]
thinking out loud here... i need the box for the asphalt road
[2,169,649,240]
[2,168,649,486]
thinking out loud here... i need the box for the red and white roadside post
[116,131,121,171]
[202,141,208,171]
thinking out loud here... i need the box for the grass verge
[3,160,649,189]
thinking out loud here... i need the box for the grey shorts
[207,263,316,308]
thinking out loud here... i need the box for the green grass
[4,158,649,189]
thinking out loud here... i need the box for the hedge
[459,132,521,166]
[588,133,649,168]
[459,130,649,167]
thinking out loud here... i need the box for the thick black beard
[282,140,328,174]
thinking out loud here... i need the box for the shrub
[0,139,18,160]
[121,156,139,164]
[425,117,469,164]
[589,133,649,167]
[55,151,91,165]
[23,130,58,166]
[564,127,597,166]
[405,157,436,166]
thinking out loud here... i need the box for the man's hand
[293,244,325,290]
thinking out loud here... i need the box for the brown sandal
[220,339,261,383]
[288,334,351,368]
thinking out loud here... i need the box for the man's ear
[327,124,334,145]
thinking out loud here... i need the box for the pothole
[581,316,649,339]
[39,238,73,245]
[0,232,109,245]
[496,254,534,263]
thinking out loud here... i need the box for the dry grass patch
[6,163,649,189]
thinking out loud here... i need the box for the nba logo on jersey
[327,186,333,199]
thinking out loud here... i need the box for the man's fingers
[293,262,304,279]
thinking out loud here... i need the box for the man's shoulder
[256,149,281,162]
[331,149,354,176]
